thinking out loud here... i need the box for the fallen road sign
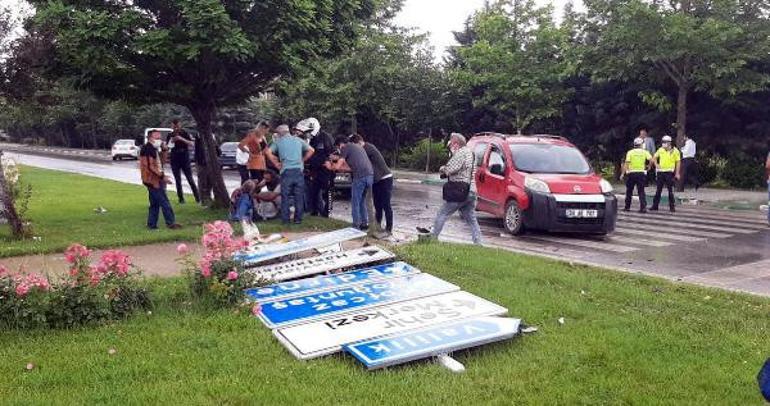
[245,261,419,303]
[258,273,458,329]
[273,291,508,359]
[234,228,367,266]
[244,246,396,283]
[345,317,521,370]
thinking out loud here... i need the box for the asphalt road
[7,150,770,297]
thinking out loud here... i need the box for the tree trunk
[675,84,688,148]
[189,102,230,208]
[0,150,27,239]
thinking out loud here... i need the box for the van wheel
[504,200,524,235]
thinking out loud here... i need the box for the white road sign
[245,246,395,282]
[345,317,521,370]
[273,291,509,359]
[234,228,367,266]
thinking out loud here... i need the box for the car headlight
[600,179,613,194]
[524,176,550,194]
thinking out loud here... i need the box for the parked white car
[111,139,140,160]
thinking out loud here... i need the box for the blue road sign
[258,273,458,328]
[245,262,420,303]
[234,228,367,265]
[345,317,521,370]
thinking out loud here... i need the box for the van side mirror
[490,163,504,176]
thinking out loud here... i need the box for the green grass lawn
[1,243,768,404]
[0,166,345,257]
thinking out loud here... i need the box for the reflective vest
[654,147,681,172]
[625,148,652,173]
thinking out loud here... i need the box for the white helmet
[295,117,320,136]
[662,135,672,143]
[633,137,644,146]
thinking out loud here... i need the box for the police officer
[297,118,335,217]
[622,137,653,213]
[650,135,681,212]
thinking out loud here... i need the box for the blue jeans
[280,168,305,223]
[432,192,482,245]
[351,175,373,227]
[147,184,175,228]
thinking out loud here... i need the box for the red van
[468,133,617,235]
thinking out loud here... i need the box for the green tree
[27,0,379,206]
[453,0,572,134]
[585,0,770,144]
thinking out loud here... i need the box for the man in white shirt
[677,134,698,192]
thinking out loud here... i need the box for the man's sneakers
[167,223,183,229]
[639,208,647,213]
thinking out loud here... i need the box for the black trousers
[170,158,199,203]
[307,172,332,217]
[248,169,264,183]
[652,172,675,210]
[678,158,698,192]
[237,165,249,184]
[624,172,647,210]
[373,177,394,232]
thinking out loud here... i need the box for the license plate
[565,209,598,218]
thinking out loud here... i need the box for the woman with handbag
[430,133,482,245]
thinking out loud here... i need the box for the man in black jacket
[298,118,335,217]
[166,119,200,204]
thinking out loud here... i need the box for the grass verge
[0,166,345,257]
[1,242,768,404]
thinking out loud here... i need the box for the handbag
[442,180,470,202]
[442,150,473,202]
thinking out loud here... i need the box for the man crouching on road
[140,131,182,230]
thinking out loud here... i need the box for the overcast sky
[395,0,584,61]
[1,0,583,62]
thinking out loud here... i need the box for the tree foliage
[25,0,380,206]
[451,0,573,134]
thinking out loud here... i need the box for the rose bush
[178,221,261,308]
[0,244,150,329]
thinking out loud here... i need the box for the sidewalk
[618,185,767,209]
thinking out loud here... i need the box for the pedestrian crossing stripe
[608,234,672,248]
[619,211,766,230]
[522,235,637,253]
[613,227,707,242]
[619,216,757,234]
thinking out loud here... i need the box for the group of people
[622,125,698,213]
[228,119,395,233]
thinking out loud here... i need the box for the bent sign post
[344,317,521,370]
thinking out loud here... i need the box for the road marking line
[613,227,707,242]
[522,235,638,253]
[616,220,731,239]
[607,234,673,248]
[619,216,756,234]
[619,211,766,230]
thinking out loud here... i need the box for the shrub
[400,139,449,172]
[720,153,766,189]
[0,244,150,329]
[177,222,261,308]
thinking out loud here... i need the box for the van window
[488,145,506,174]
[473,143,488,167]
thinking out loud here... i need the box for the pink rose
[64,243,91,264]
[176,243,189,255]
[15,283,30,297]
[0,265,10,278]
[227,271,239,281]
[251,303,262,316]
